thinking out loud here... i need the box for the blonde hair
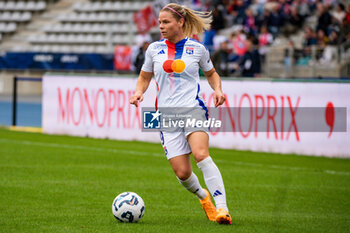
[161,3,212,37]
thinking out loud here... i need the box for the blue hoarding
[0,52,114,71]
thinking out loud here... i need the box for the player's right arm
[129,71,153,107]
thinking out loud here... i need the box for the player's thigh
[160,130,191,159]
[168,153,192,180]
[187,131,209,163]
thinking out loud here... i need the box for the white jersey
[141,37,213,109]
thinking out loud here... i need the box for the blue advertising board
[0,52,114,70]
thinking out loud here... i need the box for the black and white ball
[112,192,145,223]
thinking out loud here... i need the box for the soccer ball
[112,192,145,223]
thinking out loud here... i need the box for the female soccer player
[129,3,232,224]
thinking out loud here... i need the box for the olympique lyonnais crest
[186,47,194,55]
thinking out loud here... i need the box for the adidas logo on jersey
[213,190,222,197]
[158,50,165,55]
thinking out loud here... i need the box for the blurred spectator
[203,4,225,52]
[281,6,304,37]
[233,0,247,24]
[345,4,350,24]
[258,25,273,61]
[296,0,311,18]
[244,8,258,35]
[319,40,338,64]
[279,0,292,18]
[267,4,284,37]
[317,29,330,45]
[256,0,267,16]
[316,3,332,34]
[194,0,350,76]
[296,49,312,66]
[256,7,270,29]
[225,0,237,27]
[238,38,261,77]
[303,26,318,47]
[284,40,295,73]
[134,41,149,74]
[211,4,226,31]
[328,29,342,45]
[332,3,346,24]
[212,40,230,76]
[230,29,247,56]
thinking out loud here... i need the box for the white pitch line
[325,170,350,176]
[0,138,164,158]
[215,159,350,176]
[0,138,349,176]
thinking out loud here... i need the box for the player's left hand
[213,90,225,107]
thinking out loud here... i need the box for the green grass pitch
[0,128,349,233]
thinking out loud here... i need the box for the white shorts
[158,107,209,160]
[160,129,209,160]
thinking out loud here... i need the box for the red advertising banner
[114,46,132,71]
[42,75,350,157]
[133,5,157,33]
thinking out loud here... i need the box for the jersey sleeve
[199,45,214,72]
[141,44,153,72]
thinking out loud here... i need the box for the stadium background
[0,0,349,232]
[0,0,349,156]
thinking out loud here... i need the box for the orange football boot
[200,189,217,221]
[216,208,232,225]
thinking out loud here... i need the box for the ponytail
[161,3,212,37]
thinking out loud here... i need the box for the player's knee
[192,150,209,163]
[175,168,192,180]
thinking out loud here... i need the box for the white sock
[197,156,228,211]
[177,172,207,200]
